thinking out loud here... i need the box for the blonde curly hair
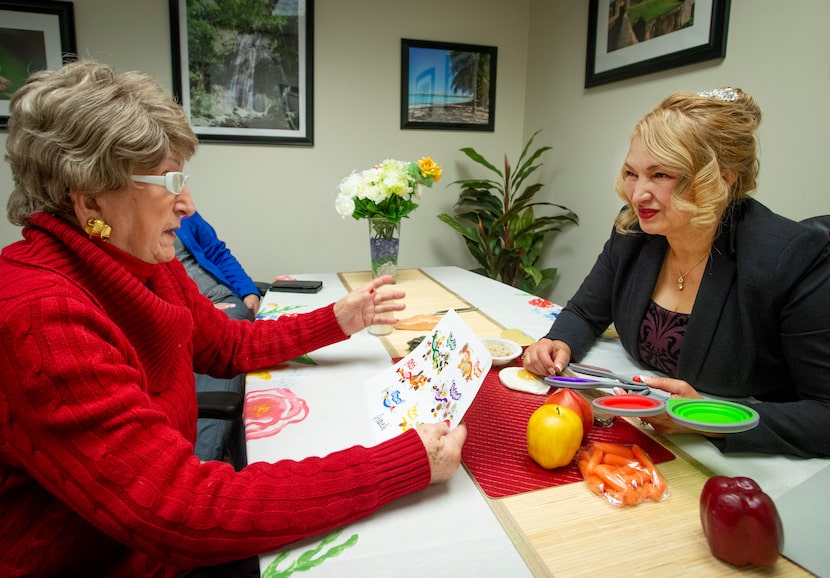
[614,87,762,234]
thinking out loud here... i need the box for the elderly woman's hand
[333,275,406,335]
[416,421,467,483]
[521,338,572,376]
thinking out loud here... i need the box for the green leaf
[459,147,503,177]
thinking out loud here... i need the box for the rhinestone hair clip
[697,87,739,102]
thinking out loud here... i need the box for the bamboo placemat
[496,436,810,577]
[339,268,506,358]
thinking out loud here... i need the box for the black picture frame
[401,38,496,132]
[0,0,76,129]
[169,0,314,146]
[586,0,730,88]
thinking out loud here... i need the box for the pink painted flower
[244,388,309,440]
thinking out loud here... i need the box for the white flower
[338,172,361,199]
[334,193,355,218]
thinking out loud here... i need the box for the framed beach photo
[169,0,314,145]
[585,0,730,88]
[0,0,76,129]
[401,38,497,132]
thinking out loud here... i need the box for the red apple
[544,388,593,435]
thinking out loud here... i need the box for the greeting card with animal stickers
[364,309,492,442]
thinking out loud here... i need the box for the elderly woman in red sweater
[0,60,467,576]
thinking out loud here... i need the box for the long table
[247,267,826,577]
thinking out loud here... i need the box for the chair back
[801,215,830,235]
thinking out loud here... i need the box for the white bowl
[482,337,522,366]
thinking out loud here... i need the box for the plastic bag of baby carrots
[577,441,669,507]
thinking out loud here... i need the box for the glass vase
[368,217,400,283]
[367,217,400,336]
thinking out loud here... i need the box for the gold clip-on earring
[85,217,112,241]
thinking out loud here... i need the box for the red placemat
[462,365,675,499]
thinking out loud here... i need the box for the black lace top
[638,300,689,377]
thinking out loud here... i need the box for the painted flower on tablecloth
[335,157,442,224]
[244,388,309,440]
[528,297,562,323]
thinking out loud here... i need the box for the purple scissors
[544,364,650,393]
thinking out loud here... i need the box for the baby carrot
[601,452,637,468]
[586,445,604,473]
[594,464,629,493]
[621,487,642,506]
[591,442,634,459]
[627,467,651,488]
[585,474,605,495]
[647,479,667,501]
[604,490,625,506]
[631,444,667,494]
[631,444,656,470]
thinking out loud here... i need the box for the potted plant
[438,130,578,295]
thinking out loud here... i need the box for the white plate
[498,366,550,395]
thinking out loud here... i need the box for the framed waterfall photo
[169,0,314,145]
[401,38,497,132]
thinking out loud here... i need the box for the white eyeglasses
[131,172,189,195]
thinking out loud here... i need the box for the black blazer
[546,199,830,457]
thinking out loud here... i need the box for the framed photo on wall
[0,0,76,129]
[401,38,497,132]
[169,0,314,145]
[586,0,730,88]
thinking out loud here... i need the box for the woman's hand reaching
[521,338,572,376]
[333,275,406,335]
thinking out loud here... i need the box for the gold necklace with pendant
[675,252,710,291]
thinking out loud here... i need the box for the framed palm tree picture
[400,39,497,132]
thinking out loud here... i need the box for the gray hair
[5,59,198,226]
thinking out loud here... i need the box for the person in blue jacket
[175,211,260,465]
[176,210,261,317]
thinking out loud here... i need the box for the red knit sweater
[0,213,430,576]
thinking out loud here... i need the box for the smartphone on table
[268,280,323,294]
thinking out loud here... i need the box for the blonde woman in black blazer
[522,88,830,458]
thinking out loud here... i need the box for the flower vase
[368,217,401,283]
[367,217,400,336]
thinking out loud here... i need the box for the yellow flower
[417,157,442,182]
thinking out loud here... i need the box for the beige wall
[525,0,830,301]
[2,0,829,304]
[0,0,530,284]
